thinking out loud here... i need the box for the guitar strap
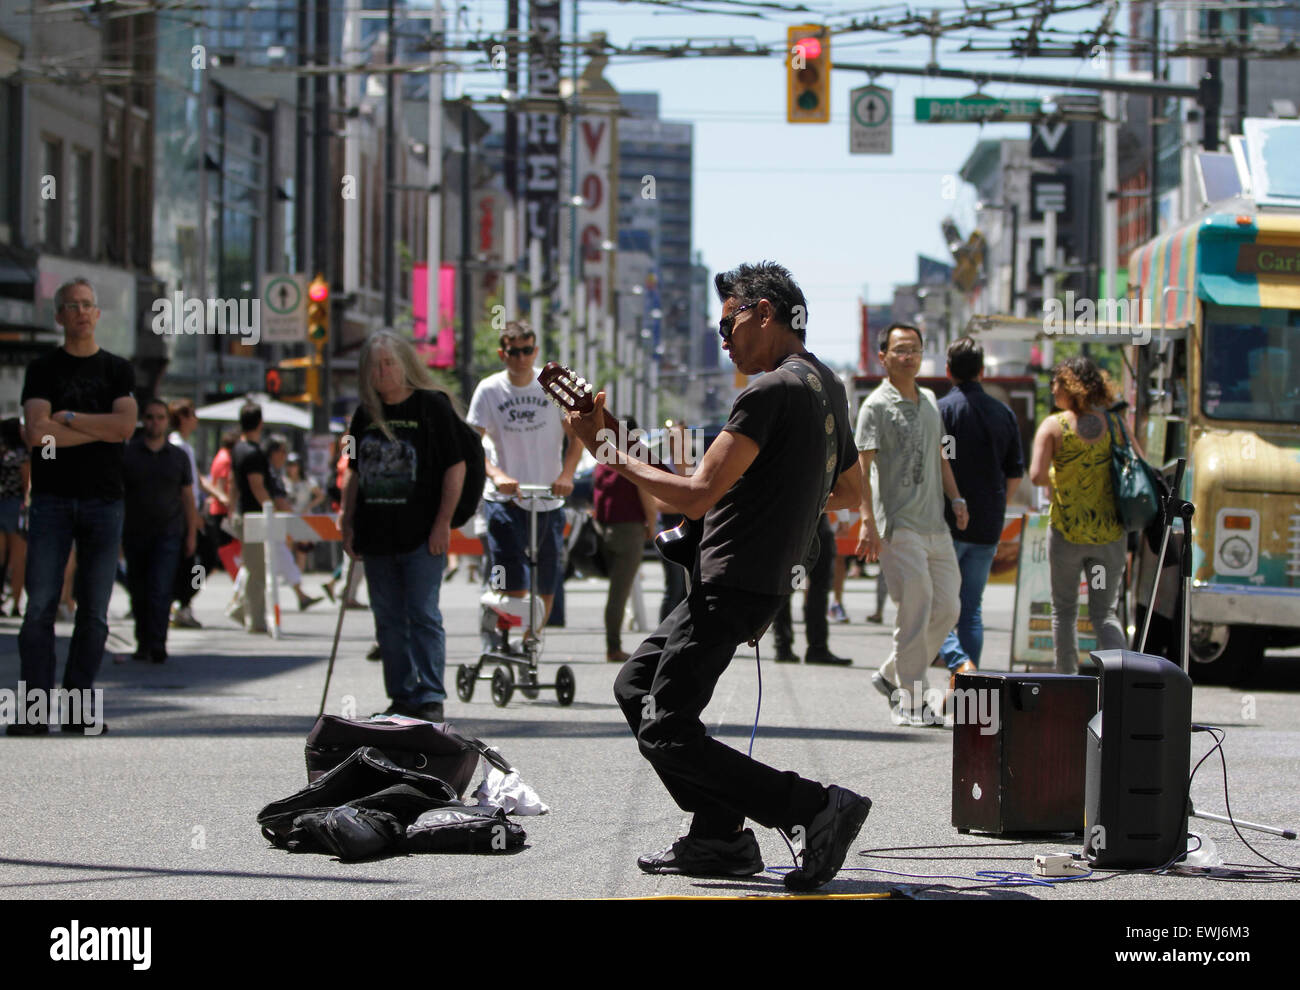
[779,355,842,571]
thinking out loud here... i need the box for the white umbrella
[195,392,314,431]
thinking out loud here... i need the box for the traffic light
[307,273,330,343]
[265,368,282,398]
[787,25,830,124]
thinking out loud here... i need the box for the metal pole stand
[1143,463,1296,847]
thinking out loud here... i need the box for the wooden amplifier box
[951,672,1098,835]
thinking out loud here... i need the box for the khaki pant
[232,515,268,634]
[877,527,961,700]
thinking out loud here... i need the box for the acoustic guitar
[537,361,700,575]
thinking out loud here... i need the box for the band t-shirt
[347,389,466,557]
[467,368,565,512]
[20,347,135,500]
[232,440,271,514]
[699,352,856,596]
[123,436,193,542]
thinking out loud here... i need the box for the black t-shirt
[347,389,466,556]
[699,352,857,595]
[232,440,271,514]
[20,347,135,500]
[938,382,1025,545]
[122,436,193,540]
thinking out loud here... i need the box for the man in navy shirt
[937,337,1024,697]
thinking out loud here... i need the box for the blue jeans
[19,495,125,693]
[938,538,999,672]
[363,546,447,708]
[482,500,564,595]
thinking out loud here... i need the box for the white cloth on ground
[471,767,549,815]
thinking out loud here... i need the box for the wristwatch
[952,497,967,506]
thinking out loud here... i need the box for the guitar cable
[747,641,807,872]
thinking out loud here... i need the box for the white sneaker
[172,605,202,629]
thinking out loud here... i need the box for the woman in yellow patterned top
[1029,356,1134,673]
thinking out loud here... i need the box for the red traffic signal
[307,273,330,344]
[787,25,831,124]
[265,368,282,397]
[795,36,821,62]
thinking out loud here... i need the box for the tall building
[616,93,694,371]
[0,3,158,408]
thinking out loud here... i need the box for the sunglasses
[718,302,757,343]
[505,345,536,357]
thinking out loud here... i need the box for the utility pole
[383,0,397,328]
[313,0,332,432]
[459,100,474,405]
[1149,1,1161,242]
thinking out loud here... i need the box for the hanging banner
[412,262,456,368]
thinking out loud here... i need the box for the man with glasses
[856,323,967,727]
[467,321,582,632]
[563,262,870,891]
[9,278,136,735]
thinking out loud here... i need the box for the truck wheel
[1188,624,1265,685]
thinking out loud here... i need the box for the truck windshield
[1202,304,1300,423]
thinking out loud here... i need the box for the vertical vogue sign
[526,0,561,275]
[576,114,616,314]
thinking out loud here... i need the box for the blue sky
[446,0,1114,365]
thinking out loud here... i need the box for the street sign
[849,85,892,154]
[1030,174,1072,221]
[259,273,307,343]
[915,95,1043,123]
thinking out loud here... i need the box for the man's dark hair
[142,397,170,418]
[947,336,984,383]
[714,261,809,342]
[2,417,25,451]
[880,322,923,353]
[500,320,536,350]
[239,402,263,433]
[263,433,289,459]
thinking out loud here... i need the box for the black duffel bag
[260,747,458,847]
[304,715,511,797]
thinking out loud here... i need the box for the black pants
[125,531,183,658]
[614,582,828,839]
[773,515,834,654]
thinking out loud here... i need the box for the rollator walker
[456,484,576,707]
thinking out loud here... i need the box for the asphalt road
[2,562,1298,904]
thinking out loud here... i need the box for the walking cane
[318,556,355,719]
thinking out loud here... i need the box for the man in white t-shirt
[467,321,582,631]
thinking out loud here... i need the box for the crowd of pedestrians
[4,278,1136,739]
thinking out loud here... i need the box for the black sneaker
[414,702,444,723]
[5,722,50,737]
[637,828,765,877]
[773,646,799,664]
[805,649,852,666]
[784,785,872,892]
[60,718,108,736]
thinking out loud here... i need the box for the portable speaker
[1083,650,1193,868]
